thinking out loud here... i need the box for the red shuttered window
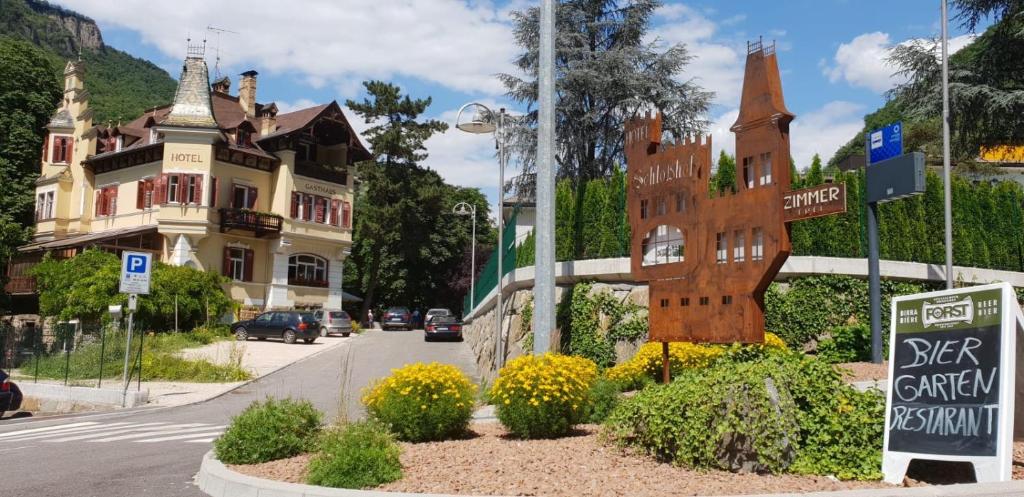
[136,179,155,209]
[341,201,351,228]
[95,185,118,217]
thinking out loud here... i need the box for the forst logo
[922,296,974,328]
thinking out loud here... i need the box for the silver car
[425,308,452,324]
[312,310,353,337]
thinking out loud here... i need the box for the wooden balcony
[219,208,283,237]
[4,276,36,295]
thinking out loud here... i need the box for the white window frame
[733,230,745,262]
[759,152,772,186]
[148,128,158,144]
[641,225,684,267]
[229,247,245,281]
[752,228,764,261]
[187,175,198,205]
[288,254,327,284]
[36,190,55,220]
[167,175,180,203]
[115,135,124,152]
[716,232,728,264]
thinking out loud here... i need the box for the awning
[19,225,158,252]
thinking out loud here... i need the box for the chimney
[212,75,231,94]
[238,70,258,118]
[260,103,278,136]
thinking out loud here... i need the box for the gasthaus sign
[882,282,1024,483]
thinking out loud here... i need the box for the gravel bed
[232,423,890,496]
[836,361,889,382]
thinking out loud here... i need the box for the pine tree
[499,0,711,180]
[713,151,737,194]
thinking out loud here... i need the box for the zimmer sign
[782,183,846,222]
[882,282,1024,483]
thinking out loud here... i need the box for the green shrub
[307,420,403,489]
[585,378,621,423]
[603,352,884,479]
[362,362,476,442]
[817,324,872,364]
[214,398,323,464]
[491,354,598,438]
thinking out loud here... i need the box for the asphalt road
[0,328,478,497]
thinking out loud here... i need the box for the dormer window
[149,128,159,144]
[115,135,124,152]
[236,129,250,147]
[51,135,73,164]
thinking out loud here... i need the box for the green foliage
[817,324,873,364]
[604,352,885,480]
[362,362,476,442]
[0,1,176,123]
[344,81,490,317]
[500,0,710,180]
[765,274,931,348]
[711,151,736,195]
[804,154,824,186]
[214,398,323,465]
[30,248,234,329]
[306,420,403,489]
[564,281,648,368]
[585,377,622,423]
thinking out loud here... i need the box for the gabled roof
[258,101,371,161]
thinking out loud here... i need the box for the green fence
[464,211,518,315]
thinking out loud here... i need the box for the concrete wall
[462,256,1024,379]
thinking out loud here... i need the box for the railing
[4,276,36,295]
[295,160,348,185]
[219,208,283,237]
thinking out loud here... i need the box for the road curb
[195,450,1024,497]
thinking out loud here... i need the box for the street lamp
[456,102,507,368]
[453,201,477,310]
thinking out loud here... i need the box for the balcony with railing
[219,208,283,237]
[4,276,36,295]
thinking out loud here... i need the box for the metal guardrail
[219,208,283,237]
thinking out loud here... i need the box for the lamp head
[455,103,496,134]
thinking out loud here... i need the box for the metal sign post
[118,251,151,405]
[864,121,924,363]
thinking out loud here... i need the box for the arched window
[641,225,684,266]
[287,254,328,287]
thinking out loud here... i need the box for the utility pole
[940,0,954,289]
[533,0,556,354]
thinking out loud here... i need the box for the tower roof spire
[161,51,218,128]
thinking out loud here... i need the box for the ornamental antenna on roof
[186,35,206,59]
[206,25,238,80]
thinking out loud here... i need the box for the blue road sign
[868,121,903,165]
[126,254,147,273]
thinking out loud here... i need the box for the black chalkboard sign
[881,282,1024,488]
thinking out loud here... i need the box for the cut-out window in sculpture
[641,225,684,266]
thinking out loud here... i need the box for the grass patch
[215,397,323,464]
[24,327,249,382]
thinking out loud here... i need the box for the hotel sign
[301,182,337,196]
[782,183,847,222]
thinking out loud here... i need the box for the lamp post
[456,102,507,368]
[453,201,477,310]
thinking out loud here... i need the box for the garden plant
[214,397,322,464]
[362,362,476,442]
[306,420,403,489]
[490,353,598,438]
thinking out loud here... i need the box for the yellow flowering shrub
[362,362,476,442]
[605,332,788,389]
[489,353,598,438]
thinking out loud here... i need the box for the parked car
[1,369,22,418]
[231,311,320,344]
[381,306,414,331]
[313,309,353,337]
[424,308,452,324]
[424,314,463,342]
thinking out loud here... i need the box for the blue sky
[59,0,987,210]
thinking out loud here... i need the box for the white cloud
[790,100,865,169]
[709,101,863,172]
[276,99,318,114]
[57,0,516,96]
[647,5,744,107]
[824,32,976,93]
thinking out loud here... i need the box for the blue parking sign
[868,122,903,165]
[120,251,152,294]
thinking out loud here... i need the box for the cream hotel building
[6,51,367,312]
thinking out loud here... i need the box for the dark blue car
[0,369,22,418]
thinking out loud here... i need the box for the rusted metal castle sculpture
[626,39,805,345]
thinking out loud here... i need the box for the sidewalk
[15,333,358,412]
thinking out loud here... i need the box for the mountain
[0,0,177,123]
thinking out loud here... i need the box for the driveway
[0,328,479,497]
